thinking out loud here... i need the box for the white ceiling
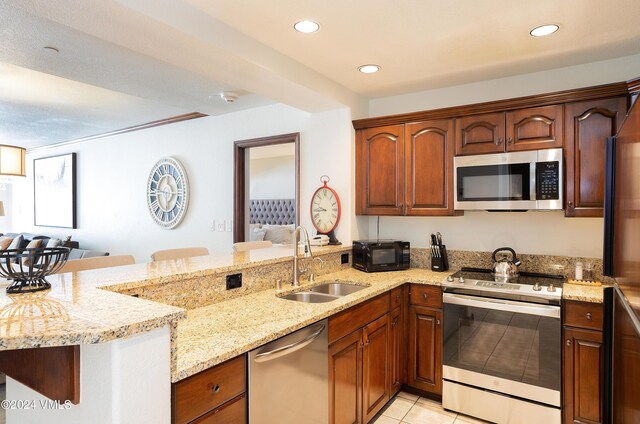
[2,0,640,147]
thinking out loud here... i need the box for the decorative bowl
[0,247,70,294]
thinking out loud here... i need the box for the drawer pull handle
[212,384,221,393]
[586,312,592,320]
[566,339,572,346]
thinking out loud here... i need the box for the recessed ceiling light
[294,20,320,33]
[530,24,559,37]
[358,64,380,74]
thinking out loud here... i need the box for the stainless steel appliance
[441,268,563,423]
[249,319,328,424]
[454,148,562,210]
[352,240,410,272]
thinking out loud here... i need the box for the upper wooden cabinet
[565,97,627,217]
[455,112,505,155]
[455,106,563,155]
[356,120,456,216]
[356,125,405,216]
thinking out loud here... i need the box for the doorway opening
[233,133,300,243]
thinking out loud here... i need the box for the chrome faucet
[292,226,313,287]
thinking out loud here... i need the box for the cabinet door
[362,314,390,423]
[329,330,363,424]
[356,125,405,215]
[455,112,505,155]
[407,306,442,394]
[565,97,627,217]
[505,105,563,151]
[405,119,456,215]
[388,306,403,397]
[563,328,603,424]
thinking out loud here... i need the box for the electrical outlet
[226,273,242,290]
[341,253,349,264]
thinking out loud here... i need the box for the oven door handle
[443,293,560,318]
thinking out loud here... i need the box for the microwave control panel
[536,161,560,200]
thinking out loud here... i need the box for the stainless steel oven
[441,269,562,424]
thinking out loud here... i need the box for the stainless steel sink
[279,292,340,303]
[309,282,367,296]
[279,282,368,303]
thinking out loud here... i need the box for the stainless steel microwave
[454,148,562,211]
[352,240,410,272]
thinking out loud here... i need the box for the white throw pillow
[250,228,267,242]
[263,225,294,244]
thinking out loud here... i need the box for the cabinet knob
[507,137,513,144]
[212,384,221,393]
[495,137,504,146]
[566,339,572,347]
[423,293,428,300]
[568,201,573,209]
[586,312,592,320]
[436,319,441,325]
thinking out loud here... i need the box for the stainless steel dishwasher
[249,319,328,424]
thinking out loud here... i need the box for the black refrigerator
[603,97,640,423]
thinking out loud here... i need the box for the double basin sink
[279,282,367,303]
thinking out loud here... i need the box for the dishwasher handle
[254,323,325,363]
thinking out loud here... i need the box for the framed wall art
[34,153,77,228]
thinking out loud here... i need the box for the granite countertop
[0,245,345,351]
[173,267,606,382]
[562,282,606,303]
[173,267,445,382]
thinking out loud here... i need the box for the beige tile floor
[371,391,491,424]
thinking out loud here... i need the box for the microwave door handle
[443,293,560,318]
[530,162,536,201]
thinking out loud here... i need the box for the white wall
[11,104,359,262]
[7,326,171,424]
[0,184,13,232]
[249,155,295,199]
[364,54,640,259]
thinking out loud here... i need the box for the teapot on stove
[492,247,521,280]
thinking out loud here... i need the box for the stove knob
[446,275,454,282]
[458,276,465,284]
[533,283,542,291]
[547,284,556,292]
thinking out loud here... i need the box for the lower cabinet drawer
[190,393,246,424]
[563,301,603,331]
[173,355,246,424]
[409,285,442,308]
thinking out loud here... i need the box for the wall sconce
[0,145,26,177]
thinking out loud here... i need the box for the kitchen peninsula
[0,245,605,423]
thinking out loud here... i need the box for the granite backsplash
[411,248,605,281]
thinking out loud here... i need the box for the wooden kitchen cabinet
[355,120,456,216]
[388,286,405,397]
[172,354,247,424]
[455,112,505,155]
[404,119,456,215]
[329,293,392,424]
[355,125,405,215]
[564,97,627,217]
[329,329,363,424]
[455,106,563,156]
[406,285,443,395]
[563,301,604,424]
[362,314,390,423]
[407,305,442,395]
